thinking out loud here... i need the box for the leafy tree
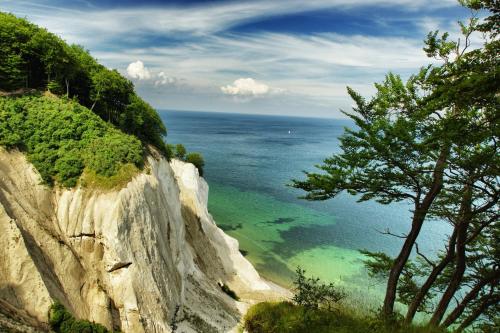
[0,12,34,89]
[292,68,450,317]
[186,152,205,176]
[122,94,167,154]
[89,68,133,123]
[292,0,499,326]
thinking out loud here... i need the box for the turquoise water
[161,110,449,300]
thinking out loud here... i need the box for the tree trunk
[442,275,499,328]
[65,78,69,96]
[381,145,449,316]
[429,185,472,326]
[404,229,457,323]
[455,295,500,333]
[90,89,100,112]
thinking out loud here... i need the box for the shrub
[185,152,205,176]
[174,143,186,160]
[293,267,346,311]
[49,300,113,333]
[166,144,175,160]
[83,133,143,177]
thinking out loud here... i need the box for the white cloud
[221,78,271,97]
[126,61,179,87]
[126,60,151,80]
[155,72,177,86]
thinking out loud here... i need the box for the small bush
[166,144,175,160]
[186,152,205,176]
[49,300,114,333]
[293,266,346,311]
[174,143,186,160]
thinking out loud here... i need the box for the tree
[89,67,133,123]
[122,94,167,152]
[175,144,186,160]
[186,152,205,176]
[292,69,451,317]
[292,0,499,323]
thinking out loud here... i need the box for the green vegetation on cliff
[0,11,167,154]
[0,94,143,187]
[244,301,447,333]
[244,268,445,333]
[49,301,116,333]
[0,11,176,188]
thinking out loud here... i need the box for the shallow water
[161,110,450,300]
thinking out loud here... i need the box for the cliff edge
[0,148,287,332]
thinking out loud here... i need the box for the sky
[2,0,472,118]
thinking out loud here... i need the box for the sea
[161,110,450,304]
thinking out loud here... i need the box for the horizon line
[157,108,350,121]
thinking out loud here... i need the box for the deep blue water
[160,110,450,288]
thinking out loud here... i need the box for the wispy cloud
[3,0,458,41]
[1,0,463,117]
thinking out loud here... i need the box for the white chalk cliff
[0,148,287,332]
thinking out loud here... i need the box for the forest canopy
[0,12,175,188]
[0,12,167,155]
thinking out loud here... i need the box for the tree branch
[415,242,436,268]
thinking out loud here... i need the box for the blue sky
[2,0,471,118]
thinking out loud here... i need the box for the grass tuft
[80,163,140,191]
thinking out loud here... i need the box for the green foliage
[122,94,168,155]
[359,249,433,312]
[186,152,205,176]
[47,80,64,94]
[174,143,187,160]
[359,250,393,280]
[83,133,143,177]
[81,163,140,190]
[292,267,346,311]
[49,300,114,333]
[244,301,447,333]
[0,12,167,153]
[0,94,143,187]
[169,143,206,176]
[291,1,499,327]
[219,282,239,301]
[166,144,175,160]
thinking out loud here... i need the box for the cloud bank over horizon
[2,0,469,118]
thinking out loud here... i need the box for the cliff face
[0,148,284,333]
